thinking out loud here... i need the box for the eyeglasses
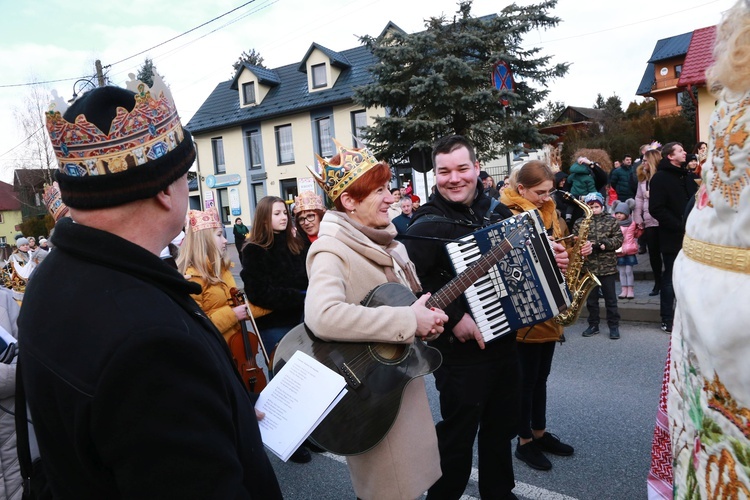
[531,188,556,199]
[296,213,317,224]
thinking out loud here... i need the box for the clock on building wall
[660,67,669,76]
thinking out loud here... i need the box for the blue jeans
[259,326,290,353]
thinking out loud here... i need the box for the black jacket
[404,181,516,364]
[649,158,699,254]
[18,218,281,500]
[240,231,308,330]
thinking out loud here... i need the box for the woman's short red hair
[331,159,392,211]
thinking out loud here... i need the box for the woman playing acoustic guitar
[302,139,448,499]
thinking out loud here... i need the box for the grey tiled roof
[187,45,376,135]
[647,32,692,63]
[297,43,352,73]
[229,63,281,90]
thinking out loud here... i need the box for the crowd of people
[2,2,747,497]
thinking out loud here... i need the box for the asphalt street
[267,318,671,500]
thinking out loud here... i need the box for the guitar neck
[425,238,513,311]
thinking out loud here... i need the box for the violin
[228,287,269,393]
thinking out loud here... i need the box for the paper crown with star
[308,138,380,202]
[187,207,223,233]
[45,72,195,209]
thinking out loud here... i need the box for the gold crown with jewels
[309,138,379,202]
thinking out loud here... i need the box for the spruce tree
[137,58,155,87]
[354,0,568,163]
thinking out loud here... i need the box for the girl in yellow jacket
[177,208,249,343]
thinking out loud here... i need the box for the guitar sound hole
[369,344,408,364]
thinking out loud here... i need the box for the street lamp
[68,77,98,103]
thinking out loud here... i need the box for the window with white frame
[212,138,226,173]
[351,110,367,146]
[245,129,262,169]
[316,117,334,157]
[242,82,256,105]
[312,63,327,88]
[275,125,294,164]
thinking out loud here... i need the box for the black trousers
[517,341,556,440]
[427,349,520,500]
[585,273,620,328]
[660,252,678,325]
[644,227,662,290]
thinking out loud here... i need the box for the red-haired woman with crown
[303,140,448,499]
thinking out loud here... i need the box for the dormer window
[312,64,327,88]
[242,82,256,105]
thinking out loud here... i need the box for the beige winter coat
[305,212,441,500]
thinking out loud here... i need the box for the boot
[626,286,634,299]
[618,288,626,299]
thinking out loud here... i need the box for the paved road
[267,318,670,499]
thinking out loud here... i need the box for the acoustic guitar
[272,221,531,455]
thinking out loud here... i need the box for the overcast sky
[0,0,733,184]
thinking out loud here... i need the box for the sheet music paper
[255,350,347,461]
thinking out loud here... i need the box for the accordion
[445,210,570,343]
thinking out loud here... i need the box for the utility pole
[95,60,105,87]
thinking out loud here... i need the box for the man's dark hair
[661,142,683,159]
[623,154,632,161]
[432,135,477,166]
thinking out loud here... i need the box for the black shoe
[534,432,574,456]
[515,439,552,470]
[304,439,326,454]
[649,289,660,296]
[582,325,599,337]
[289,446,312,463]
[609,327,620,340]
[661,323,673,334]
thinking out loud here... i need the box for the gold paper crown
[293,191,325,215]
[43,182,69,222]
[309,138,380,202]
[187,207,223,233]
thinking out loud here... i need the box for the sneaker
[609,327,620,340]
[534,432,574,456]
[289,446,312,463]
[582,325,599,337]
[661,323,673,334]
[649,288,660,296]
[515,439,552,471]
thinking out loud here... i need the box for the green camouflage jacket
[573,212,624,277]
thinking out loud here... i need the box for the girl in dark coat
[240,196,307,352]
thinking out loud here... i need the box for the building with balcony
[636,31,693,117]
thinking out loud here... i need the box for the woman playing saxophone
[500,160,592,471]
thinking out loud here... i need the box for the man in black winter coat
[404,136,567,499]
[649,142,698,332]
[18,83,281,498]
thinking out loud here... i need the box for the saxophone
[554,191,601,326]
